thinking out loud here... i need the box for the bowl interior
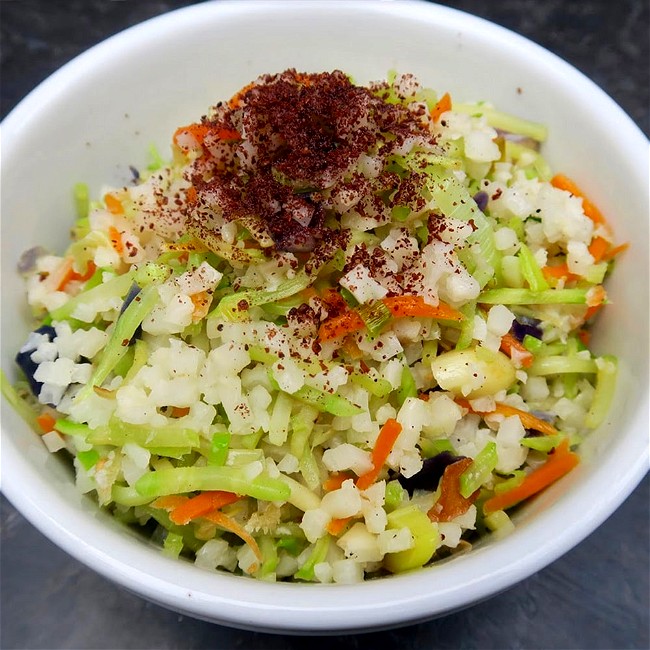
[1,0,648,633]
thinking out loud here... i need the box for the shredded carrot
[499,332,534,368]
[190,291,211,322]
[457,398,558,436]
[318,310,365,341]
[318,295,463,341]
[550,174,609,228]
[483,439,579,515]
[108,226,124,255]
[577,329,591,346]
[173,123,210,149]
[55,259,97,291]
[227,81,256,109]
[382,296,464,321]
[215,127,241,141]
[586,285,606,308]
[588,236,610,263]
[327,517,354,536]
[36,412,57,433]
[204,509,263,565]
[584,302,603,321]
[170,406,191,418]
[168,490,241,526]
[602,242,629,261]
[541,263,579,283]
[151,495,188,511]
[323,472,355,492]
[356,418,403,491]
[104,193,124,215]
[431,92,452,123]
[185,185,198,205]
[428,457,478,522]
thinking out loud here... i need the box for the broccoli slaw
[4,70,623,582]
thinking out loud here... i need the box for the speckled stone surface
[1,1,648,648]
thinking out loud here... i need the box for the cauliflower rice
[5,70,622,582]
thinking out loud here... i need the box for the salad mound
[5,70,623,583]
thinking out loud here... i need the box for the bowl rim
[1,0,648,634]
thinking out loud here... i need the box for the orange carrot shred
[170,406,191,418]
[318,310,365,341]
[327,517,354,536]
[428,457,478,522]
[541,263,579,283]
[356,418,403,491]
[602,242,629,261]
[108,225,124,254]
[577,329,591,346]
[151,495,188,511]
[588,236,610,263]
[483,439,579,515]
[550,174,608,228]
[173,123,210,149]
[36,412,57,433]
[584,302,603,321]
[382,296,464,321]
[431,92,452,123]
[323,472,355,492]
[457,399,558,437]
[169,490,241,525]
[204,509,263,564]
[104,193,124,215]
[499,332,534,368]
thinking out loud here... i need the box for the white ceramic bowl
[1,0,648,634]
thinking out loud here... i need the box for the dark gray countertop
[1,2,648,648]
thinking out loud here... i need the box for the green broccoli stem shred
[212,273,312,322]
[48,269,136,322]
[134,465,291,501]
[453,103,548,142]
[478,287,589,305]
[460,441,498,498]
[291,384,364,417]
[585,356,618,428]
[75,283,160,401]
[0,370,39,432]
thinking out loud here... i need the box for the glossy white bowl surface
[1,0,648,634]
